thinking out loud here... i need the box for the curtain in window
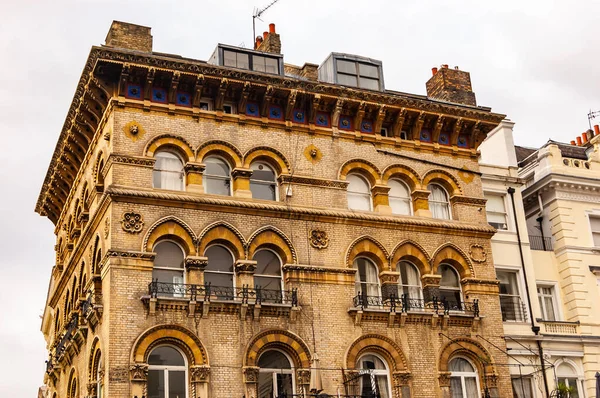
[428,184,450,219]
[347,174,371,211]
[389,180,412,215]
[511,378,533,398]
[153,152,184,190]
[398,261,422,300]
[355,258,380,297]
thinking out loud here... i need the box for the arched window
[428,183,451,219]
[203,156,231,196]
[153,151,184,191]
[358,354,392,398]
[250,162,277,201]
[354,257,380,297]
[389,179,412,215]
[94,351,104,398]
[204,245,234,288]
[147,346,188,398]
[347,174,372,211]
[253,249,282,291]
[67,374,78,398]
[556,362,582,397]
[438,264,462,304]
[257,350,294,398]
[397,261,422,300]
[449,357,480,398]
[153,241,185,297]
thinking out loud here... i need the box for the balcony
[529,235,553,251]
[349,294,480,329]
[538,319,580,335]
[144,281,299,320]
[500,295,528,323]
[80,292,103,330]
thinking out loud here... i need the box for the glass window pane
[168,370,186,398]
[590,216,600,230]
[497,271,518,295]
[205,157,230,176]
[361,354,386,370]
[439,264,459,287]
[593,232,600,246]
[464,377,478,397]
[223,50,236,67]
[376,375,390,398]
[449,358,475,372]
[389,180,409,198]
[204,271,233,289]
[250,182,276,200]
[154,241,184,269]
[204,177,230,196]
[337,73,358,87]
[205,246,233,273]
[149,346,185,366]
[251,164,276,182]
[512,377,533,398]
[252,55,265,72]
[237,52,249,69]
[258,350,292,369]
[390,198,411,215]
[277,373,294,396]
[337,59,357,74]
[265,57,278,74]
[254,250,281,276]
[450,377,463,398]
[359,77,380,90]
[257,372,274,398]
[254,276,281,290]
[544,296,556,320]
[359,63,379,78]
[348,193,371,211]
[148,369,165,398]
[485,195,506,213]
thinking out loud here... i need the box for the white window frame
[153,150,185,191]
[449,357,482,398]
[223,102,236,114]
[152,240,186,298]
[587,212,600,248]
[536,282,561,321]
[484,192,511,231]
[388,179,413,216]
[253,248,284,292]
[199,97,213,111]
[555,359,585,398]
[354,256,381,298]
[249,162,278,201]
[397,260,423,301]
[428,183,452,220]
[357,353,393,398]
[203,244,236,289]
[257,349,295,396]
[347,173,373,211]
[147,345,189,398]
[510,375,536,398]
[203,155,233,196]
[438,263,463,304]
[496,267,528,323]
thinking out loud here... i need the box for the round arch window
[556,362,582,397]
[397,260,422,301]
[358,353,392,398]
[347,174,372,211]
[428,183,450,219]
[148,346,187,398]
[257,350,294,398]
[250,162,277,201]
[354,257,380,298]
[438,263,462,304]
[389,179,412,215]
[153,151,185,191]
[449,357,480,398]
[253,249,283,292]
[204,245,235,289]
[203,156,231,196]
[153,241,185,297]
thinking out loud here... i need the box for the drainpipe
[536,194,548,251]
[507,187,550,397]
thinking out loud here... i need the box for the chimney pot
[269,23,276,33]
[263,31,269,40]
[583,132,589,143]
[576,136,583,146]
[571,140,577,145]
[594,125,600,137]
[454,66,459,70]
[442,64,449,69]
[432,67,438,76]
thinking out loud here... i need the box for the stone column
[235,260,257,289]
[129,363,148,398]
[243,366,259,398]
[421,274,442,302]
[296,368,311,395]
[412,189,432,217]
[371,185,392,214]
[184,162,206,193]
[379,271,400,301]
[438,372,451,398]
[190,365,210,398]
[185,256,208,286]
[231,168,253,198]
[393,371,412,398]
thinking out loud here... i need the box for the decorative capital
[379,271,400,285]
[184,162,206,174]
[485,373,499,388]
[129,363,148,382]
[86,382,98,395]
[235,260,257,274]
[393,371,412,386]
[231,168,253,179]
[190,365,210,383]
[438,371,451,387]
[121,212,144,234]
[469,244,487,263]
[371,184,391,196]
[243,366,260,383]
[297,368,311,385]
[421,274,442,287]
[309,229,329,249]
[185,256,208,270]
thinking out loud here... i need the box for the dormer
[318,53,384,91]
[208,44,284,76]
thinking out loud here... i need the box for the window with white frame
[449,357,481,398]
[389,179,412,215]
[203,157,231,196]
[511,376,534,398]
[589,215,600,247]
[358,354,392,398]
[347,174,372,211]
[556,362,583,398]
[438,264,462,304]
[204,245,234,288]
[497,270,526,322]
[153,241,185,297]
[537,285,557,321]
[354,257,380,298]
[257,350,294,398]
[397,261,422,300]
[428,184,451,219]
[253,249,283,291]
[153,151,185,191]
[250,162,277,201]
[147,346,188,398]
[485,194,509,230]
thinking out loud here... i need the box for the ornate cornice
[105,154,155,172]
[278,174,349,190]
[450,195,487,206]
[106,185,497,236]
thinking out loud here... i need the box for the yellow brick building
[37,21,513,398]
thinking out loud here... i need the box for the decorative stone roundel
[121,212,144,234]
[468,244,487,263]
[309,229,329,249]
[123,120,145,141]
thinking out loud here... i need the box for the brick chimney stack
[105,21,153,52]
[256,23,281,54]
[426,64,477,106]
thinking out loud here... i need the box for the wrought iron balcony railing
[148,281,298,306]
[275,395,369,398]
[499,295,528,322]
[54,313,78,359]
[45,357,54,374]
[353,293,479,317]
[529,235,553,251]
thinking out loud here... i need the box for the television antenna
[588,109,600,130]
[253,0,281,49]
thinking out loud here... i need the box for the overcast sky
[1,0,600,395]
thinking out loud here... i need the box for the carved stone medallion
[123,121,145,141]
[303,144,322,164]
[309,229,329,249]
[469,244,487,263]
[121,212,144,234]
[104,217,110,238]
